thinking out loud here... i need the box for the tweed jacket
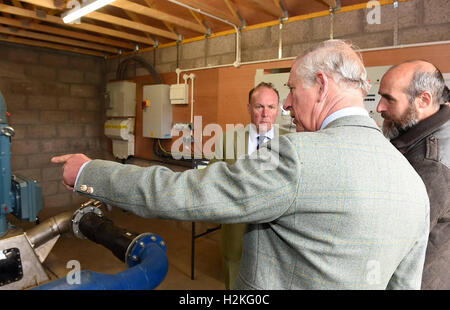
[75,115,430,289]
[209,124,290,289]
[390,105,450,290]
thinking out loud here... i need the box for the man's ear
[316,72,328,102]
[415,91,433,110]
[414,90,437,120]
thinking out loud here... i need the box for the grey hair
[404,67,445,107]
[295,40,371,95]
[443,85,450,103]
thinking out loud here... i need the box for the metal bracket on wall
[393,0,399,46]
[328,0,341,40]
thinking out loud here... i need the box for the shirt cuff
[73,161,91,192]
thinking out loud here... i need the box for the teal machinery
[0,92,42,236]
[0,91,168,289]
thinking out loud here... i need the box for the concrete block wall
[107,0,449,79]
[0,43,109,218]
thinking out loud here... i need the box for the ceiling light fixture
[62,0,116,24]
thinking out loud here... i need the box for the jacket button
[87,187,94,194]
[80,185,87,192]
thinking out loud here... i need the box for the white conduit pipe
[189,73,195,125]
[167,0,241,67]
[176,40,450,73]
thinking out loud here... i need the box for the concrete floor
[9,206,226,290]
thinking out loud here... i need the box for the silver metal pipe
[167,0,241,67]
[278,21,283,59]
[24,211,73,248]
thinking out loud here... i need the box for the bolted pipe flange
[125,232,167,268]
[71,199,103,239]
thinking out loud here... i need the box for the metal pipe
[358,40,450,53]
[32,207,169,290]
[176,39,450,73]
[278,21,283,59]
[109,0,409,59]
[166,0,241,67]
[33,238,168,290]
[77,212,138,262]
[24,211,72,248]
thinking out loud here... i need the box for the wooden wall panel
[362,43,450,72]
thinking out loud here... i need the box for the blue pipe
[33,233,168,290]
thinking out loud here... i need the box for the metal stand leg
[191,222,195,280]
[190,222,221,280]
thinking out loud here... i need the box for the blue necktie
[257,135,267,150]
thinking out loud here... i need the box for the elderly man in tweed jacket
[52,40,429,289]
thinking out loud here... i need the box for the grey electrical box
[106,81,136,117]
[142,84,172,139]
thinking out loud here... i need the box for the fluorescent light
[62,0,116,24]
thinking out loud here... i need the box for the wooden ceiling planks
[0,0,374,57]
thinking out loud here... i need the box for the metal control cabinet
[106,81,136,117]
[142,84,172,139]
[364,65,392,128]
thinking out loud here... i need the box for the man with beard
[377,60,450,289]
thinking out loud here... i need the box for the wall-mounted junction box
[105,81,136,117]
[142,84,172,139]
[169,84,188,104]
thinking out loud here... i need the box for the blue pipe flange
[71,199,103,239]
[125,232,166,268]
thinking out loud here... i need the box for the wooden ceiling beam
[86,11,177,40]
[0,24,114,54]
[110,0,206,34]
[122,10,152,39]
[142,0,179,41]
[0,4,153,47]
[189,10,209,34]
[0,35,105,57]
[223,0,245,28]
[0,16,120,53]
[15,0,62,9]
[19,0,176,42]
[246,0,284,18]
[319,0,338,9]
[11,1,22,8]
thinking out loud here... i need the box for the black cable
[116,55,163,84]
